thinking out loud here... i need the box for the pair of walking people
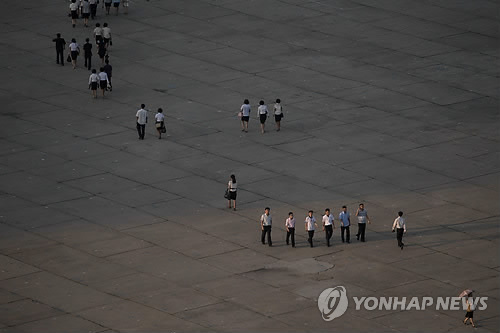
[239,99,283,133]
[135,104,166,140]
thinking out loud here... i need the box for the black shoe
[346,241,350,243]
[268,244,272,247]
[327,242,330,247]
[262,242,266,245]
[361,240,365,242]
[401,244,404,250]
[286,242,289,245]
[292,245,295,248]
[356,234,359,240]
[342,240,345,243]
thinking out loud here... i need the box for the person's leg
[108,77,112,91]
[286,230,290,245]
[356,223,361,240]
[397,228,404,247]
[291,228,295,247]
[360,223,366,242]
[267,227,272,246]
[227,199,231,208]
[346,226,350,243]
[261,227,267,244]
[470,318,475,327]
[340,226,345,243]
[136,123,142,139]
[244,120,248,132]
[232,197,236,210]
[240,119,244,131]
[141,124,145,139]
[310,231,314,247]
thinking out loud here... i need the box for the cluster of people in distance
[69,0,128,28]
[135,104,166,140]
[239,99,283,133]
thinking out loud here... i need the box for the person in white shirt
[93,23,103,45]
[81,0,90,27]
[136,104,148,140]
[102,23,112,49]
[392,211,406,249]
[273,98,283,131]
[98,67,109,97]
[305,210,318,248]
[257,100,268,134]
[285,212,296,247]
[69,0,79,28]
[154,108,165,139]
[240,99,250,132]
[322,208,335,247]
[260,207,272,247]
[227,174,237,210]
[355,203,371,242]
[68,38,80,69]
[88,69,99,98]
[339,205,351,243]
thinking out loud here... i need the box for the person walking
[305,210,317,248]
[113,0,120,15]
[136,104,148,140]
[154,108,165,139]
[81,0,90,26]
[260,207,272,247]
[104,0,112,15]
[52,33,66,66]
[273,98,283,131]
[103,59,112,90]
[240,99,250,132]
[463,295,476,328]
[355,203,371,242]
[88,69,99,98]
[68,38,80,69]
[285,212,295,247]
[83,38,92,70]
[392,211,406,250]
[122,0,129,14]
[226,175,237,210]
[322,208,335,247]
[69,0,79,28]
[93,23,103,45]
[339,205,350,243]
[102,23,111,49]
[97,39,106,65]
[98,67,109,97]
[89,0,98,19]
[257,100,268,134]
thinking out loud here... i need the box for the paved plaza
[0,0,499,332]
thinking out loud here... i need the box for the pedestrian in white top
[257,100,268,134]
[81,0,90,26]
[102,23,111,49]
[94,23,103,45]
[260,207,272,246]
[98,67,109,97]
[69,0,79,28]
[154,108,165,139]
[240,99,250,132]
[355,203,371,242]
[68,38,80,69]
[136,104,148,140]
[285,212,296,247]
[88,69,99,98]
[392,211,406,250]
[305,210,318,248]
[339,205,351,243]
[273,98,283,131]
[227,174,237,210]
[322,208,335,247]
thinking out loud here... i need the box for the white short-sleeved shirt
[305,216,316,231]
[261,213,272,226]
[241,104,251,117]
[323,214,334,226]
[274,103,282,115]
[136,109,148,125]
[89,0,97,4]
[285,217,295,228]
[155,113,165,122]
[228,180,237,192]
[81,1,90,13]
[69,42,79,51]
[98,72,108,82]
[102,27,111,39]
[94,27,102,36]
[69,2,79,11]
[258,105,268,115]
[89,73,99,84]
[357,209,368,224]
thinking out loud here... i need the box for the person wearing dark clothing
[260,207,272,247]
[83,38,92,70]
[53,33,66,66]
[97,39,106,65]
[103,59,112,91]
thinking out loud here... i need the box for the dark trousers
[84,54,91,70]
[396,228,404,247]
[325,225,333,246]
[90,4,97,18]
[261,226,272,246]
[307,230,314,247]
[341,226,350,243]
[56,49,64,65]
[286,227,295,247]
[356,223,366,242]
[136,123,145,139]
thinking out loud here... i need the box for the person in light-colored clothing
[98,67,109,97]
[392,211,406,249]
[260,207,272,246]
[322,208,335,247]
[305,210,317,248]
[136,104,148,140]
[285,212,295,247]
[88,69,99,98]
[273,98,283,131]
[69,0,79,28]
[227,174,237,210]
[68,38,80,69]
[339,205,350,243]
[355,203,371,242]
[240,99,250,132]
[154,108,165,139]
[257,100,268,134]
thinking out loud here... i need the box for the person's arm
[339,213,343,227]
[332,216,335,229]
[322,217,325,231]
[404,220,407,233]
[88,75,92,87]
[355,209,359,217]
[392,218,397,231]
[285,219,288,232]
[366,213,371,224]
[260,216,264,231]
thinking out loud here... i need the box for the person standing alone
[339,205,350,243]
[355,203,371,242]
[136,104,148,140]
[305,210,317,248]
[52,33,66,66]
[227,174,237,210]
[322,208,335,247]
[392,211,406,249]
[260,207,272,247]
[285,212,295,247]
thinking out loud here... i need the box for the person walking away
[83,38,92,70]
[98,67,109,97]
[104,0,112,14]
[136,104,147,140]
[69,0,79,28]
[93,23,103,45]
[257,100,268,134]
[122,0,129,14]
[355,203,371,242]
[102,23,112,49]
[81,0,90,26]
[305,210,317,248]
[392,211,406,250]
[463,295,476,328]
[68,38,80,69]
[274,98,283,131]
[285,212,295,247]
[89,0,97,19]
[103,59,112,90]
[53,33,66,66]
[240,99,251,132]
[113,0,120,15]
[227,174,237,210]
[88,69,99,98]
[322,208,335,247]
[97,39,106,65]
[260,207,272,246]
[154,108,165,139]
[339,205,350,243]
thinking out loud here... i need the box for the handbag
[66,54,72,62]
[161,126,166,133]
[237,111,242,118]
[155,122,162,129]
[224,189,230,199]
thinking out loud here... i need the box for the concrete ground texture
[0,0,499,332]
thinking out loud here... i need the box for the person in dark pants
[83,38,92,70]
[322,208,335,247]
[305,210,317,248]
[355,203,371,242]
[392,211,406,250]
[103,58,112,91]
[89,0,97,19]
[52,33,66,66]
[136,104,147,140]
[260,207,272,246]
[339,205,350,243]
[285,212,295,247]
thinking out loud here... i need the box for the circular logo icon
[318,286,348,321]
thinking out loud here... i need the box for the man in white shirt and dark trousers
[392,211,406,250]
[136,104,147,140]
[322,208,335,247]
[305,210,317,248]
[260,207,272,247]
[339,205,350,243]
[285,212,295,247]
[355,203,371,242]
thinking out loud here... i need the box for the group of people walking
[69,0,128,28]
[239,99,284,133]
[135,104,167,140]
